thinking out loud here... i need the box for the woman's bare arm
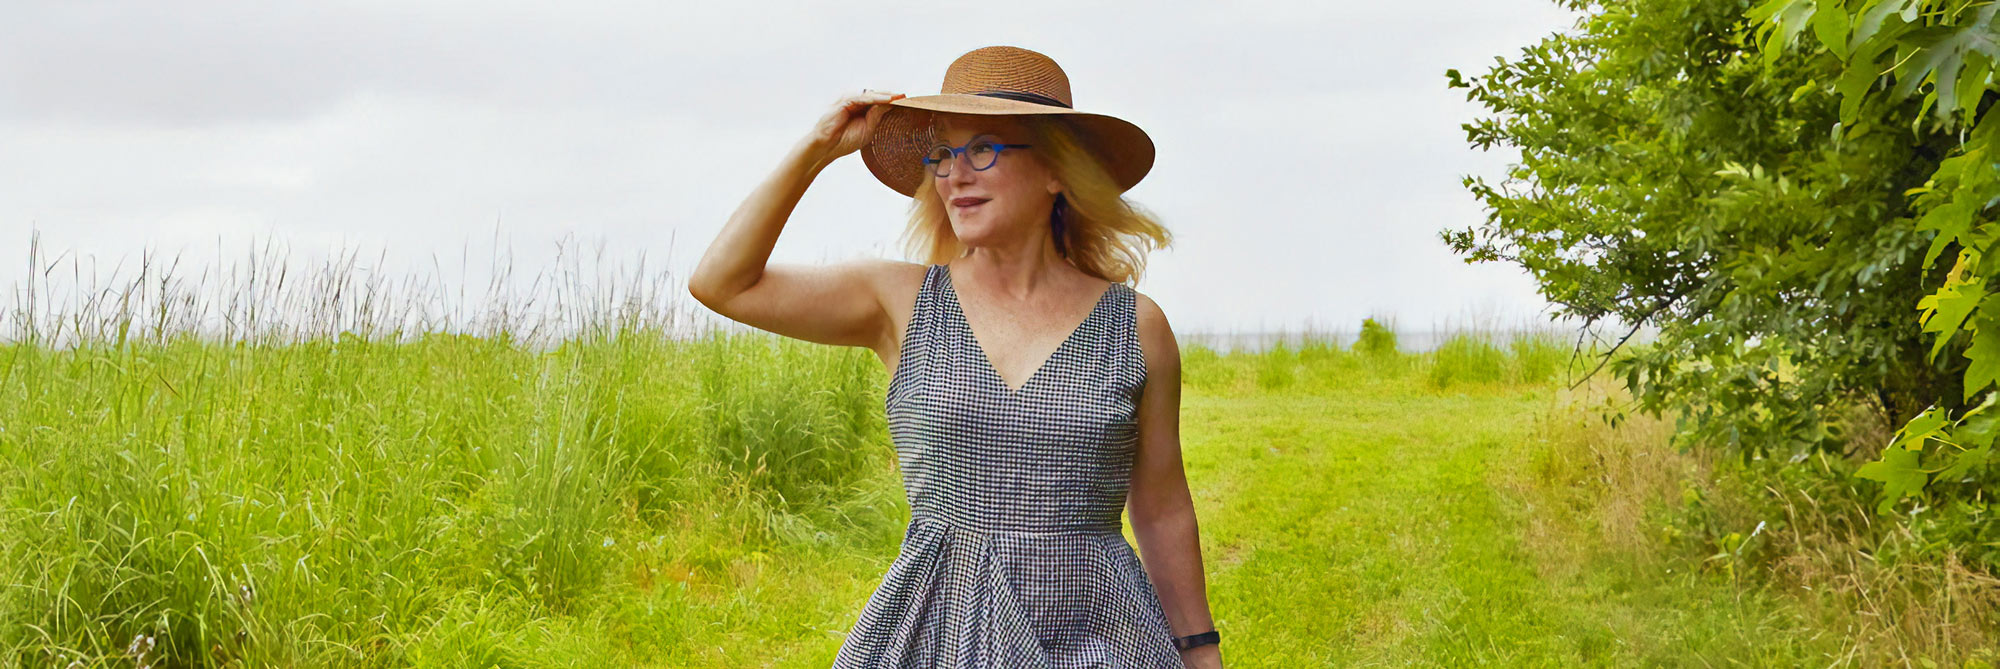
[686,89,907,350]
[1129,291,1223,668]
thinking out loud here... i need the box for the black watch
[1173,630,1220,651]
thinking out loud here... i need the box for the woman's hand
[798,89,905,169]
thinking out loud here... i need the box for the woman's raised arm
[686,89,908,350]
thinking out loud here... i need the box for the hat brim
[861,94,1155,198]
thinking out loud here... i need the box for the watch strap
[1173,630,1220,651]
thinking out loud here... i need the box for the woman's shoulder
[1128,288,1178,361]
[845,258,931,294]
[1127,287,1168,330]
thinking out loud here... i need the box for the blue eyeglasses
[921,135,1033,178]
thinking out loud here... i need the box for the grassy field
[0,298,1962,667]
[1173,342,1844,666]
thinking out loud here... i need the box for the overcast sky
[0,0,1586,339]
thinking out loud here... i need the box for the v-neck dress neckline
[939,262,1118,398]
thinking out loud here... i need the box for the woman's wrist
[789,136,838,175]
[1172,629,1219,651]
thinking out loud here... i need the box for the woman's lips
[952,198,989,209]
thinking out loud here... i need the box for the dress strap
[888,264,944,399]
[1114,282,1148,399]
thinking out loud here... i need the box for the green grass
[0,242,1916,666]
[0,330,911,666]
[1176,338,1847,666]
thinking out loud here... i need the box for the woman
[688,46,1223,669]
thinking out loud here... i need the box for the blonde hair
[895,115,1172,286]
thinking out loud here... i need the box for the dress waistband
[910,513,1123,537]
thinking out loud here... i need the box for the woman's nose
[950,154,978,182]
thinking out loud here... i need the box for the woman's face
[931,114,1060,250]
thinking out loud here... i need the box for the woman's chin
[950,223,1002,247]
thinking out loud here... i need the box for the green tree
[1744,0,2000,526]
[1447,0,1976,524]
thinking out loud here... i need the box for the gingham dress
[831,263,1184,668]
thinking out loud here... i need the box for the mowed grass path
[1168,352,1839,667]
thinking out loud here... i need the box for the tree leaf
[1892,404,1953,451]
[1887,5,2000,120]
[1752,0,1819,65]
[1815,0,1852,59]
[1848,0,1914,54]
[1836,45,1887,124]
[1856,446,1926,513]
[1918,272,1986,363]
[1955,50,1993,122]
[1966,313,2000,401]
[1916,197,1977,270]
[1938,443,1994,480]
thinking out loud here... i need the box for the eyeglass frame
[919,134,1034,178]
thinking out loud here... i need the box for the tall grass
[0,236,894,666]
[1520,366,2000,666]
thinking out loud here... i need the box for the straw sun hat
[860,45,1155,198]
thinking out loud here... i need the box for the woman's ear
[1046,178,1062,195]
